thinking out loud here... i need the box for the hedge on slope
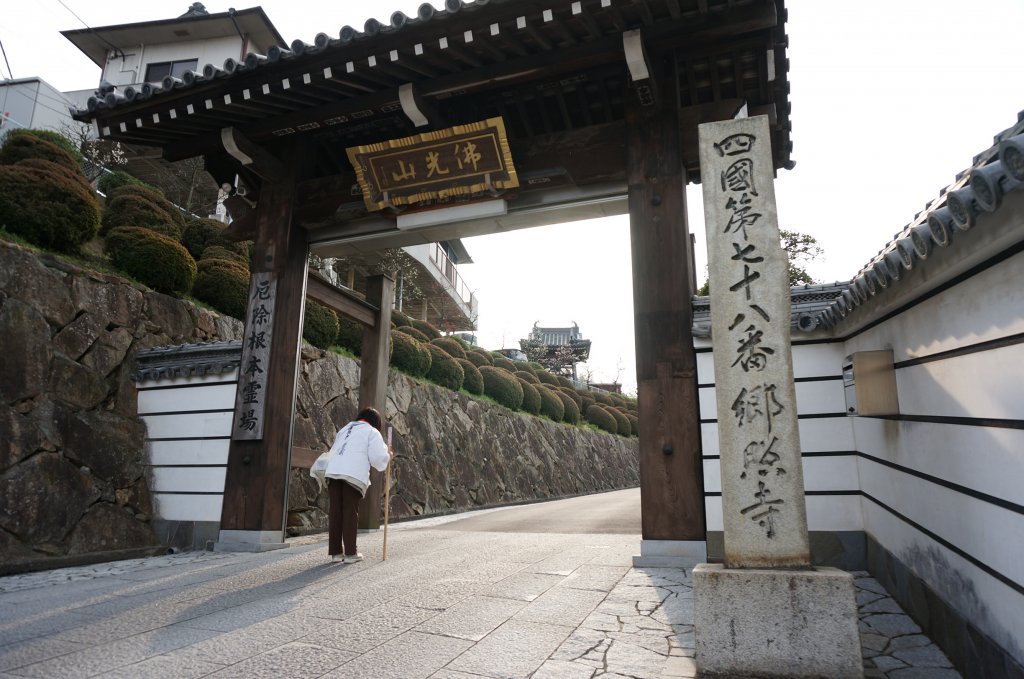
[391,330,431,377]
[191,259,249,318]
[536,385,565,422]
[0,132,80,171]
[181,217,246,260]
[516,377,541,415]
[98,170,157,197]
[585,404,617,435]
[0,160,100,253]
[105,226,196,295]
[303,300,339,350]
[101,187,184,239]
[426,344,465,391]
[557,392,581,424]
[467,348,493,367]
[480,366,523,410]
[411,318,441,339]
[608,407,632,438]
[515,370,539,385]
[432,336,467,359]
[491,355,517,372]
[457,358,484,395]
[336,316,363,355]
[626,413,639,437]
[398,325,431,343]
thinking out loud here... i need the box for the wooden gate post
[626,53,707,561]
[216,153,309,552]
[358,274,394,530]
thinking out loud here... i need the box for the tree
[697,228,824,295]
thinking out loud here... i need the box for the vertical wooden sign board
[232,272,276,440]
[698,115,811,569]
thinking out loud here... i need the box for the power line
[55,0,126,61]
[0,38,13,81]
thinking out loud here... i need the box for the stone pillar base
[693,563,862,678]
[632,539,707,568]
[214,529,287,553]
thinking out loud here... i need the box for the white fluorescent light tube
[396,199,507,230]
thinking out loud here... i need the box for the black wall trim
[137,380,237,392]
[704,490,859,498]
[140,409,235,417]
[702,451,857,460]
[842,238,1024,342]
[857,451,1024,516]
[148,464,228,469]
[701,412,848,425]
[894,331,1024,370]
[152,491,224,496]
[699,374,843,389]
[695,336,844,354]
[146,436,232,442]
[862,491,1024,597]
[868,414,1024,430]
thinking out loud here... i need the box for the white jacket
[324,421,390,496]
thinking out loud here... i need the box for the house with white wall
[695,111,1024,677]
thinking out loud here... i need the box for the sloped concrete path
[0,489,956,678]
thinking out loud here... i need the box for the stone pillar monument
[691,115,862,678]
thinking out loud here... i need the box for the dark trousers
[328,478,361,556]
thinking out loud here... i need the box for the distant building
[588,382,622,394]
[520,322,592,380]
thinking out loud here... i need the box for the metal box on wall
[842,350,900,416]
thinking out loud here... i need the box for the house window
[144,59,198,83]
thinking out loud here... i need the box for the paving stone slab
[0,637,85,672]
[532,658,597,678]
[202,641,354,678]
[486,572,565,602]
[301,602,438,653]
[892,643,955,668]
[445,620,574,678]
[91,653,225,678]
[415,595,526,641]
[513,585,607,627]
[661,654,698,678]
[322,631,471,679]
[557,565,629,593]
[861,613,923,638]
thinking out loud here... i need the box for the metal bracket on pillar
[221,127,285,183]
[623,29,657,108]
[399,83,435,128]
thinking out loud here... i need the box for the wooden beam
[358,274,394,530]
[305,271,378,327]
[220,127,285,183]
[627,50,705,542]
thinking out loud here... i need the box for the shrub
[426,344,465,391]
[559,387,583,409]
[557,376,574,389]
[398,325,430,342]
[536,385,566,422]
[411,318,440,339]
[457,358,484,395]
[536,370,560,386]
[528,361,545,372]
[336,316,363,355]
[22,129,83,159]
[592,391,614,406]
[197,244,247,267]
[192,259,249,318]
[514,362,537,377]
[98,170,156,196]
[0,160,99,253]
[480,366,523,410]
[557,392,581,424]
[468,348,493,366]
[102,186,184,238]
[626,413,639,437]
[105,226,196,294]
[465,351,490,368]
[302,301,339,350]
[608,408,632,437]
[609,392,629,408]
[391,330,431,377]
[181,217,240,259]
[0,132,80,171]
[517,378,541,415]
[432,336,467,359]
[585,404,617,434]
[491,355,516,372]
[515,370,539,384]
[391,309,414,328]
[577,389,596,412]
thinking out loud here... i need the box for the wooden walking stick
[382,426,393,561]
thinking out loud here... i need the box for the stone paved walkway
[0,512,958,678]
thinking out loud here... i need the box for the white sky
[3,0,1022,394]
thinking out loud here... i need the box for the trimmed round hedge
[585,404,618,435]
[513,362,536,377]
[536,385,566,422]
[0,160,100,253]
[556,375,574,389]
[336,316,363,355]
[98,170,157,197]
[391,330,431,377]
[391,309,414,328]
[191,259,249,318]
[557,392,581,424]
[626,413,639,437]
[559,387,583,409]
[181,217,243,260]
[491,355,516,372]
[536,370,560,386]
[398,325,430,342]
[432,336,467,359]
[609,408,632,437]
[465,350,491,368]
[515,370,539,384]
[102,186,185,238]
[411,318,440,339]
[0,132,80,171]
[480,366,523,410]
[592,391,614,406]
[303,300,339,350]
[578,390,596,413]
[201,244,248,267]
[426,344,465,391]
[517,378,541,415]
[105,226,196,294]
[457,358,484,395]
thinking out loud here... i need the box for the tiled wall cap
[970,161,1012,212]
[998,132,1024,182]
[883,250,905,281]
[872,262,890,288]
[927,207,955,247]
[909,225,933,260]
[895,238,917,269]
[946,187,979,231]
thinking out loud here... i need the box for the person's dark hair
[356,407,382,430]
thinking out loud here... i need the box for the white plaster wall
[101,36,244,87]
[137,370,237,523]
